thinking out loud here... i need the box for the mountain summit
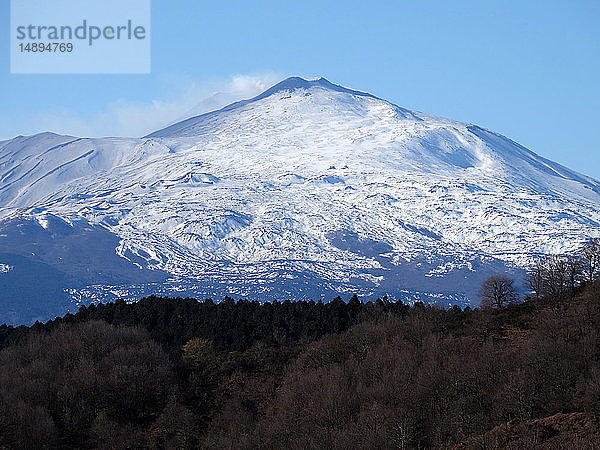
[150,77,379,138]
[147,76,421,138]
[1,77,599,323]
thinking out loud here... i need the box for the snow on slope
[1,77,600,321]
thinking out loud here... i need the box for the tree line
[0,294,411,358]
[479,237,600,308]
[526,237,600,300]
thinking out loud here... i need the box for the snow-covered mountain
[1,77,599,323]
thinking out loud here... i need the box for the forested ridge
[1,282,600,448]
[0,294,410,356]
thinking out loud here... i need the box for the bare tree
[527,253,584,301]
[480,275,518,308]
[542,255,569,299]
[582,238,600,284]
[526,259,545,300]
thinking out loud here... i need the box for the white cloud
[6,73,282,139]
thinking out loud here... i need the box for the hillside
[1,282,599,448]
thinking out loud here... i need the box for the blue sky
[1,0,599,179]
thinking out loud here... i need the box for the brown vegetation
[1,280,600,448]
[455,412,600,449]
[202,289,600,448]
